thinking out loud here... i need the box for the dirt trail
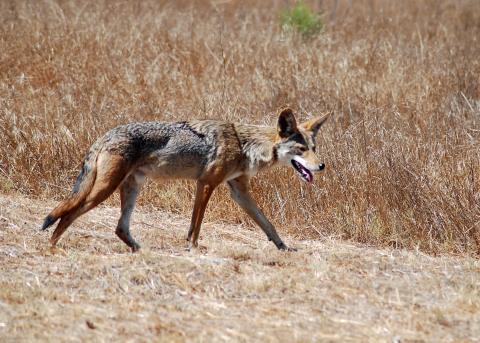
[0,194,478,342]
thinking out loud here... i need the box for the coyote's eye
[296,146,308,153]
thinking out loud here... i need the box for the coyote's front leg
[187,180,216,249]
[228,176,294,251]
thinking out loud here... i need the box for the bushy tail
[41,151,99,231]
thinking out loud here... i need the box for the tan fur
[41,108,328,252]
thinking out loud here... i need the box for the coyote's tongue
[291,160,313,183]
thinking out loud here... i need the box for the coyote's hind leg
[50,208,84,247]
[116,172,145,252]
[50,153,128,248]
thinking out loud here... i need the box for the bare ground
[0,194,478,342]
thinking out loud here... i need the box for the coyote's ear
[301,112,330,138]
[277,108,298,138]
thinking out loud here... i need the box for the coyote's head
[275,108,329,183]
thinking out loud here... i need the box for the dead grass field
[1,0,480,341]
[1,0,479,254]
[1,194,479,342]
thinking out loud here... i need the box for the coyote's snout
[41,108,329,251]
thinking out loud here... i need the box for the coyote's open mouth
[291,160,313,183]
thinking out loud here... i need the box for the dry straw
[1,1,479,339]
[0,0,479,257]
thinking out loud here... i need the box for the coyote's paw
[186,241,207,253]
[131,243,141,253]
[277,242,297,252]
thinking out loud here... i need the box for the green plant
[280,1,323,37]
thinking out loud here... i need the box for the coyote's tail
[41,150,99,231]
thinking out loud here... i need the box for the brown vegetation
[0,1,479,251]
[1,2,480,339]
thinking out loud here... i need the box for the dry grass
[1,0,479,254]
[0,1,480,340]
[0,194,479,342]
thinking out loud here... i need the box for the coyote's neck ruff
[42,108,328,251]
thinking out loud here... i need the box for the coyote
[41,108,328,251]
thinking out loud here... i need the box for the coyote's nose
[318,163,325,171]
